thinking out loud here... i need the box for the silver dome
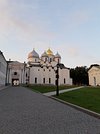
[55,52,61,58]
[28,49,39,59]
[41,51,48,57]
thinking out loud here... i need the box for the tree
[70,66,89,85]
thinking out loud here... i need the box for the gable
[88,66,100,74]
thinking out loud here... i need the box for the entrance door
[12,79,19,86]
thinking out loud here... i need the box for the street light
[55,63,60,96]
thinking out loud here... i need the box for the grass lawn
[26,84,78,93]
[56,87,100,114]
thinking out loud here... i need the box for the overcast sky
[0,0,100,68]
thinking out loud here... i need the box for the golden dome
[46,48,53,55]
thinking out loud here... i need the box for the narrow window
[58,59,60,63]
[35,77,37,84]
[94,77,96,86]
[50,58,52,62]
[49,78,51,84]
[43,78,45,84]
[64,78,66,84]
[45,58,47,62]
[0,62,1,70]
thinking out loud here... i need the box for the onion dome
[28,49,39,59]
[41,51,48,57]
[55,52,61,58]
[46,48,53,55]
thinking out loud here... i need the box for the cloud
[70,10,89,24]
[61,9,91,31]
[67,47,79,57]
[0,0,55,44]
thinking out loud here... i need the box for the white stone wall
[7,62,27,85]
[29,66,72,85]
[88,66,100,86]
[0,53,7,86]
[30,66,56,85]
[59,68,72,85]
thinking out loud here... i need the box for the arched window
[94,77,96,86]
[64,78,66,84]
[45,58,47,62]
[58,59,60,63]
[35,77,37,84]
[49,78,51,84]
[50,58,52,62]
[43,78,45,84]
[14,72,17,75]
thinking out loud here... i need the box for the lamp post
[55,63,59,96]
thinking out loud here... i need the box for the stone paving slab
[0,86,100,134]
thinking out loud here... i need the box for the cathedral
[6,48,72,86]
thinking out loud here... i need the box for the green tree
[70,66,89,85]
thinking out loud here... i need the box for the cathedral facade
[7,48,72,86]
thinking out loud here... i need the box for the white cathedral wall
[29,66,72,85]
[29,66,56,85]
[59,68,72,85]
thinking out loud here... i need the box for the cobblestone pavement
[0,86,100,134]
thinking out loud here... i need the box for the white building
[7,48,72,86]
[7,61,29,86]
[28,48,72,85]
[0,51,7,86]
[88,65,100,86]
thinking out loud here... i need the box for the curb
[0,86,10,91]
[50,96,100,119]
[43,86,84,96]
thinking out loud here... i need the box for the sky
[0,0,100,68]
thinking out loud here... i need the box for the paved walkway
[0,85,9,91]
[0,86,100,134]
[43,86,84,96]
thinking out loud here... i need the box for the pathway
[0,86,100,134]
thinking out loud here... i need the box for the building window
[43,78,45,84]
[45,58,47,62]
[35,59,37,62]
[0,62,1,70]
[64,78,66,84]
[50,58,52,62]
[58,59,60,63]
[38,69,40,71]
[26,73,27,77]
[49,69,51,72]
[14,72,17,75]
[44,69,45,71]
[35,77,37,84]
[94,77,96,86]
[49,78,51,84]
